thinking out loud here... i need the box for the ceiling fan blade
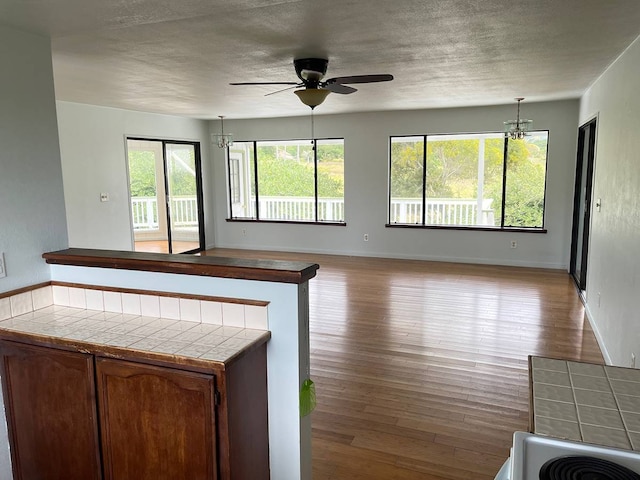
[325,83,357,94]
[265,85,302,96]
[326,74,394,85]
[229,81,300,86]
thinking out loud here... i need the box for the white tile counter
[530,356,640,451]
[0,305,270,365]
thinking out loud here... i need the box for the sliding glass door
[126,138,204,254]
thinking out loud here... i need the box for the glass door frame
[126,137,205,254]
[570,117,597,291]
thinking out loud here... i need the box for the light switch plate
[0,252,6,278]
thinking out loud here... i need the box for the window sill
[227,218,347,227]
[385,224,547,233]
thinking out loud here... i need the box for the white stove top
[508,432,640,480]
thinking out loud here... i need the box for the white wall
[579,35,640,367]
[0,25,70,480]
[0,27,68,290]
[56,102,214,250]
[211,100,579,269]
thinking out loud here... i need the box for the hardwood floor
[204,248,604,480]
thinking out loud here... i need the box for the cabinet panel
[96,358,217,480]
[0,340,102,480]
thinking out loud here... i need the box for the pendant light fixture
[504,98,533,140]
[213,115,233,148]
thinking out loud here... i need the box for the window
[228,139,345,223]
[388,131,549,230]
[229,157,241,204]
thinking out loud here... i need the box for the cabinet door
[96,358,217,480]
[0,340,102,480]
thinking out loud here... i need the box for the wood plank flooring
[203,249,604,480]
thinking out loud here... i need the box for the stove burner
[539,456,640,480]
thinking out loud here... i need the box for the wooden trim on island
[0,327,270,374]
[0,282,51,300]
[50,281,270,307]
[43,248,319,285]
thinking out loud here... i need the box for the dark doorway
[570,118,597,290]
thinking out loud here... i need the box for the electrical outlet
[100,192,110,202]
[632,353,636,369]
[0,252,6,278]
[363,234,369,242]
[510,241,517,249]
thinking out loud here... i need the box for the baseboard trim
[584,302,613,365]
[215,244,567,270]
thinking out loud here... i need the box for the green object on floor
[300,378,316,417]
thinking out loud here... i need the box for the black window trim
[226,137,347,225]
[387,130,550,233]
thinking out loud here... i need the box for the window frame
[225,137,346,226]
[386,130,549,233]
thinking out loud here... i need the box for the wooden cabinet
[96,358,217,480]
[0,339,269,480]
[0,340,102,480]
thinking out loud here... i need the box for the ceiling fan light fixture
[230,58,393,108]
[294,88,331,108]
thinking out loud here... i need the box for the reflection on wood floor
[134,240,199,254]
[204,248,603,480]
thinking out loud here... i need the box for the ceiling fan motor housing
[294,58,329,86]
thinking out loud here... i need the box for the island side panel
[48,264,311,480]
[223,342,269,480]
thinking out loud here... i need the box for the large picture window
[228,139,345,223]
[389,131,548,230]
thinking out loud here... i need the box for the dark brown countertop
[43,248,319,284]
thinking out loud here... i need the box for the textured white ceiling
[2,0,640,119]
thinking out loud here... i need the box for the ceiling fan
[230,58,394,108]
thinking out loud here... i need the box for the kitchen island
[0,248,319,480]
[0,305,270,480]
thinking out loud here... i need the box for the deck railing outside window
[389,198,495,225]
[258,196,345,222]
[133,196,495,228]
[131,196,198,230]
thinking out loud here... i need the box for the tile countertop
[0,305,270,366]
[530,356,640,451]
